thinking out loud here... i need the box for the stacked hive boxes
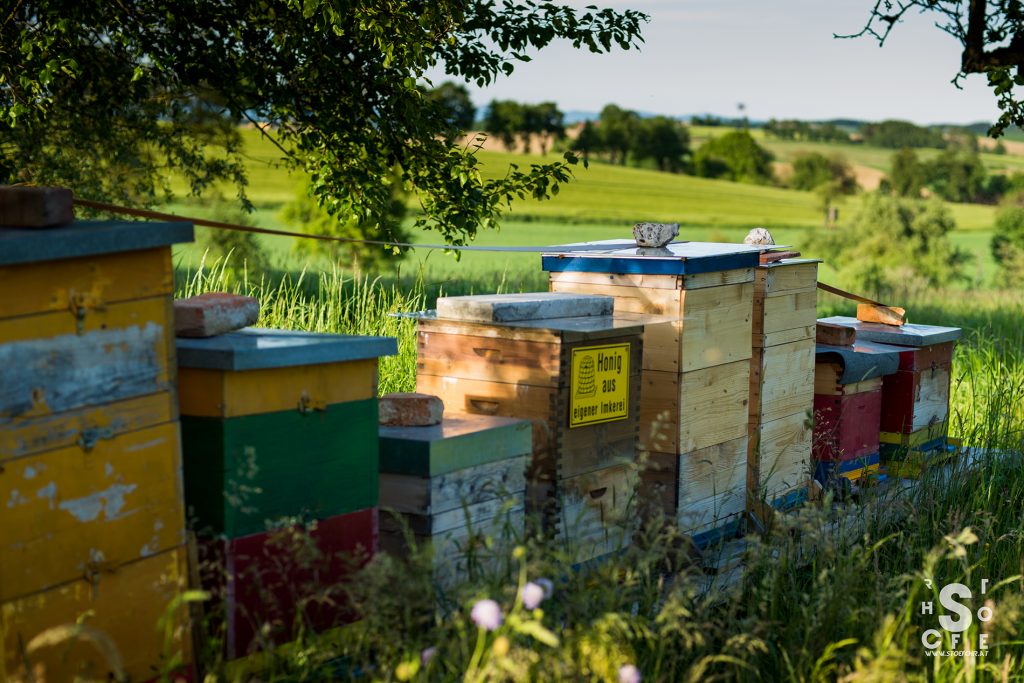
[0,220,193,682]
[378,414,532,581]
[747,259,819,518]
[543,242,763,545]
[176,329,396,658]
[415,293,643,563]
[816,318,962,477]
[812,340,903,488]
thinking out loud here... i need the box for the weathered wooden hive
[747,258,819,519]
[542,241,763,545]
[415,292,643,563]
[816,318,962,477]
[176,329,396,658]
[812,338,903,487]
[0,219,194,682]
[378,414,532,581]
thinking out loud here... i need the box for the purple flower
[470,599,503,631]
[521,582,546,610]
[421,647,436,666]
[619,664,641,683]
[535,577,554,598]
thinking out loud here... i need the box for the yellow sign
[569,343,630,428]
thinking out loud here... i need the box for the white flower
[521,581,546,610]
[619,664,641,683]
[470,599,503,631]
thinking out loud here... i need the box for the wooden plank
[856,303,906,326]
[1,547,190,683]
[756,262,818,296]
[417,332,560,388]
[638,451,677,516]
[416,374,556,422]
[753,324,816,349]
[753,288,817,336]
[0,248,172,320]
[678,436,748,511]
[812,390,882,461]
[379,456,528,515]
[879,421,949,447]
[557,464,637,562]
[677,283,753,372]
[0,391,176,462]
[898,342,955,371]
[880,366,951,433]
[0,422,185,602]
[813,363,883,396]
[418,318,560,344]
[750,412,812,501]
[640,361,750,454]
[678,487,746,533]
[548,268,753,291]
[548,279,681,315]
[181,399,380,538]
[0,186,73,228]
[749,339,815,423]
[0,297,174,423]
[178,359,378,418]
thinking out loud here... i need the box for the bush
[813,192,970,297]
[693,131,774,184]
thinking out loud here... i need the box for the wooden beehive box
[0,220,194,683]
[415,293,643,563]
[747,259,819,518]
[542,241,762,546]
[176,328,396,657]
[379,414,531,580]
[812,340,903,488]
[816,318,962,475]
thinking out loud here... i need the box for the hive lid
[817,316,962,347]
[541,240,772,276]
[176,327,397,370]
[436,292,613,322]
[815,340,906,384]
[379,414,532,476]
[0,220,194,265]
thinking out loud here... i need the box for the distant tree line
[482,100,567,154]
[764,119,851,143]
[882,147,1015,204]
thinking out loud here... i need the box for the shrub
[693,131,774,184]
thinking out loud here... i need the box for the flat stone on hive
[380,392,444,426]
[175,292,259,338]
[436,292,613,323]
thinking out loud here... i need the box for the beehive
[812,340,903,488]
[747,259,819,518]
[415,293,643,563]
[0,220,193,683]
[543,241,762,545]
[379,414,532,580]
[816,318,962,476]
[176,328,395,657]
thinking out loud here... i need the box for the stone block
[0,186,74,228]
[379,392,443,426]
[175,292,259,338]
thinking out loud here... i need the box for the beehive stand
[542,241,763,546]
[379,414,532,582]
[176,328,396,658]
[812,340,904,488]
[747,259,819,520]
[0,220,194,682]
[415,293,644,564]
[816,318,962,477]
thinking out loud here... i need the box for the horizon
[427,0,1004,129]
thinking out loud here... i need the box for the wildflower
[470,599,503,631]
[619,664,641,683]
[493,635,511,656]
[421,647,436,666]
[521,581,546,610]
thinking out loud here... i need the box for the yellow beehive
[0,219,194,682]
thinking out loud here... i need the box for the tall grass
[173,259,1024,682]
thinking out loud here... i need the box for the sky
[429,0,1003,125]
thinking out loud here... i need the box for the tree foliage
[693,131,774,184]
[0,1,646,245]
[790,152,857,192]
[888,148,926,198]
[426,81,477,133]
[924,148,987,203]
[813,193,969,296]
[860,120,946,149]
[848,2,1024,136]
[991,191,1024,285]
[630,116,690,172]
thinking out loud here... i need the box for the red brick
[0,186,74,228]
[174,292,259,337]
[379,392,443,426]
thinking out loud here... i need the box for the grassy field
[167,128,1005,287]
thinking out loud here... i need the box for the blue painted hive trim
[691,517,744,550]
[176,328,398,370]
[0,220,194,265]
[541,241,764,276]
[814,453,880,481]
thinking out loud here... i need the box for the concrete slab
[436,292,613,322]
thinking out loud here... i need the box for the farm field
[168,128,1003,286]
